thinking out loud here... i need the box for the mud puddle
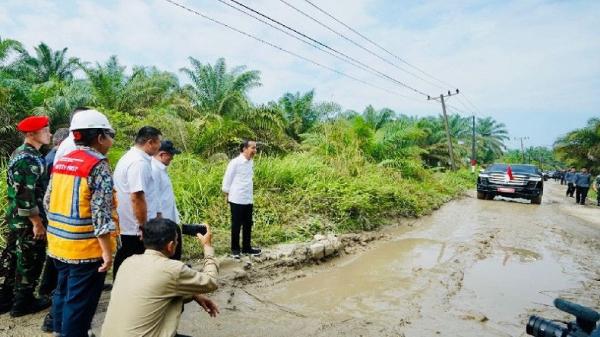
[455,247,584,325]
[267,238,454,320]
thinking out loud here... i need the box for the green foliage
[502,146,563,170]
[554,118,600,172]
[180,57,261,118]
[163,152,473,257]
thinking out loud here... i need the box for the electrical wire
[163,0,423,103]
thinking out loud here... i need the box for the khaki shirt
[101,248,219,337]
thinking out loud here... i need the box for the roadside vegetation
[2,38,513,255]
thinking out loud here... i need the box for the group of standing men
[563,167,600,206]
[0,107,262,336]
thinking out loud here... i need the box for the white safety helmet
[69,109,114,132]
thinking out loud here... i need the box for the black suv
[477,163,544,204]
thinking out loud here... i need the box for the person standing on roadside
[574,167,592,205]
[113,126,162,278]
[222,140,261,258]
[38,126,69,333]
[45,109,118,337]
[593,172,600,207]
[565,167,576,197]
[151,140,183,260]
[0,116,52,317]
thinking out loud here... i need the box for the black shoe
[102,283,113,292]
[10,296,51,317]
[41,312,54,332]
[242,247,262,256]
[231,250,241,259]
[175,334,193,337]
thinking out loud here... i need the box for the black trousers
[39,255,58,297]
[113,235,145,280]
[229,202,253,253]
[566,183,575,197]
[575,186,589,205]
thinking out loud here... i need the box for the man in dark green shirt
[0,115,53,317]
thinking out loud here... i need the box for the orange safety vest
[47,149,117,260]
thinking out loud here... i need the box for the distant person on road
[574,167,592,205]
[559,169,566,185]
[565,167,576,197]
[222,140,261,258]
[593,173,600,207]
[101,218,219,337]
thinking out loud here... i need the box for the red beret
[17,116,50,132]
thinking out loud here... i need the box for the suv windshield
[486,164,539,174]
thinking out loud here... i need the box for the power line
[163,0,420,102]
[303,0,485,117]
[225,0,432,98]
[303,0,456,89]
[215,0,422,101]
[279,0,447,92]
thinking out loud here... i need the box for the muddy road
[175,181,599,337]
[2,181,599,337]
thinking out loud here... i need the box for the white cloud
[2,0,599,146]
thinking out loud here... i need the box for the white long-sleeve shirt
[222,154,254,205]
[151,157,180,223]
[53,133,77,164]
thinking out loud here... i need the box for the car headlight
[528,176,542,182]
[479,174,490,178]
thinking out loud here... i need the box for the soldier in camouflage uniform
[0,116,52,317]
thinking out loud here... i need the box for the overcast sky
[2,0,599,148]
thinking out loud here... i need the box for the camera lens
[526,316,569,337]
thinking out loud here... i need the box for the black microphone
[554,298,600,333]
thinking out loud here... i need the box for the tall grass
[0,153,474,257]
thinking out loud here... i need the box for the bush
[0,152,474,257]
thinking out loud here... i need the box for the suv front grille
[488,173,528,186]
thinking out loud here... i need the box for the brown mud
[1,181,599,337]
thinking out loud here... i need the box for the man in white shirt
[151,140,182,260]
[222,140,261,258]
[52,107,89,165]
[113,126,162,278]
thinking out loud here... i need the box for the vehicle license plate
[498,187,515,193]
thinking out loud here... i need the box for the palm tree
[0,37,24,67]
[362,105,396,130]
[83,55,126,109]
[475,116,509,163]
[19,42,81,83]
[554,118,600,170]
[279,90,320,140]
[83,56,180,115]
[180,57,261,117]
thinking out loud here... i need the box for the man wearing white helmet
[44,109,119,337]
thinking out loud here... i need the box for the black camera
[181,224,208,236]
[526,298,599,337]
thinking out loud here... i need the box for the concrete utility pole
[429,89,460,171]
[514,136,529,163]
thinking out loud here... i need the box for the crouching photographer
[526,298,600,337]
[101,218,219,337]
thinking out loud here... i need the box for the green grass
[0,152,475,258]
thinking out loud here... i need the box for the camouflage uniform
[0,143,47,301]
